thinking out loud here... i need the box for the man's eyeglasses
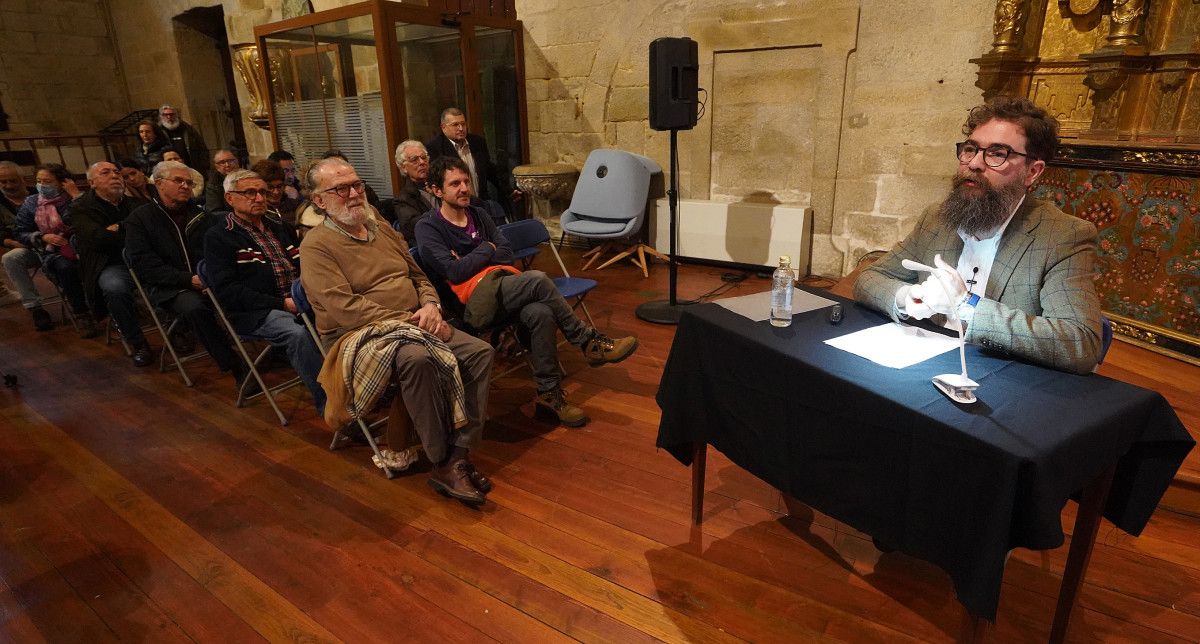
[230,188,269,200]
[215,158,238,166]
[163,176,196,188]
[321,180,366,199]
[956,141,1031,168]
[404,154,430,164]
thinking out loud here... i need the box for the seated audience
[300,157,495,504]
[124,161,244,382]
[118,158,157,202]
[71,161,151,365]
[1,161,38,310]
[426,107,522,215]
[390,140,437,245]
[13,164,95,335]
[249,159,301,225]
[854,96,1103,374]
[132,119,166,172]
[204,169,326,412]
[204,150,241,212]
[415,157,638,428]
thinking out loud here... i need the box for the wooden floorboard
[0,247,1197,642]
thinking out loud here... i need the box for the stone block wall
[517,0,996,276]
[0,0,131,134]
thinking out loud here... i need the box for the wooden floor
[1,248,1198,643]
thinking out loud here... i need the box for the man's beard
[159,118,180,131]
[937,172,1026,238]
[327,203,367,229]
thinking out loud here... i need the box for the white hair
[158,104,176,115]
[0,160,20,174]
[306,157,353,193]
[86,161,118,181]
[223,169,260,193]
[394,140,427,167]
[150,160,190,181]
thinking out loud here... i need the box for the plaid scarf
[228,213,296,296]
[338,319,467,428]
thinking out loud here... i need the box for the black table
[655,294,1193,637]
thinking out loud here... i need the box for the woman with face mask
[13,164,96,336]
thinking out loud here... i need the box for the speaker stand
[636,129,696,325]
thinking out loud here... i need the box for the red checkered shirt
[228,213,296,297]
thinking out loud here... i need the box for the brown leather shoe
[582,332,638,367]
[428,459,485,505]
[535,388,589,428]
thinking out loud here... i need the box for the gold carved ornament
[230,43,270,130]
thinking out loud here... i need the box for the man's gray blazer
[854,197,1103,375]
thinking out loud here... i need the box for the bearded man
[299,157,496,505]
[853,96,1103,375]
[155,105,210,176]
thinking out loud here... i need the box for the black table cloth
[655,293,1193,619]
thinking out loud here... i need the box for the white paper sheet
[714,288,836,322]
[824,322,960,369]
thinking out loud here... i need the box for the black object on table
[655,290,1193,635]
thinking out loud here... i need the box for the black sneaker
[131,343,154,367]
[30,306,53,331]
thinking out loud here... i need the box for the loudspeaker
[649,37,698,131]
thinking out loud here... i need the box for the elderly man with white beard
[155,105,210,176]
[299,158,495,505]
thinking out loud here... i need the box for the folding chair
[29,262,79,331]
[498,218,597,326]
[291,278,404,479]
[122,249,208,386]
[196,259,301,426]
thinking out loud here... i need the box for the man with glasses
[205,169,325,411]
[390,139,437,245]
[124,161,242,380]
[204,149,242,212]
[71,161,152,365]
[426,107,521,215]
[854,96,1103,375]
[156,105,210,176]
[300,157,495,504]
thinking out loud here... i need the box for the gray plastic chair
[558,149,667,277]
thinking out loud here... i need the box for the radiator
[651,198,813,270]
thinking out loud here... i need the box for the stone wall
[517,0,996,276]
[0,0,130,134]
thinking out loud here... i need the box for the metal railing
[0,133,139,177]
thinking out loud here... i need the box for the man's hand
[897,284,936,320]
[42,233,68,247]
[105,223,120,232]
[283,297,298,314]
[898,254,967,319]
[435,320,453,342]
[190,275,205,290]
[408,301,444,335]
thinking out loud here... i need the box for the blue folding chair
[498,218,597,326]
[197,259,301,425]
[1094,316,1114,371]
[291,278,404,478]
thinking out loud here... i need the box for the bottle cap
[779,255,791,266]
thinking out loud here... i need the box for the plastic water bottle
[770,255,795,327]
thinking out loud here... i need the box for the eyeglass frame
[228,188,270,200]
[319,179,367,199]
[955,141,1032,168]
[402,153,430,164]
[159,175,196,188]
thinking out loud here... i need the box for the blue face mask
[37,184,61,199]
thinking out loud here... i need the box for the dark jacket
[425,132,507,204]
[1,188,35,246]
[389,175,436,245]
[133,139,168,173]
[156,121,209,175]
[204,213,300,333]
[203,172,228,213]
[414,204,515,285]
[124,199,216,304]
[72,189,145,308]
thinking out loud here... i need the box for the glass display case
[255,1,526,199]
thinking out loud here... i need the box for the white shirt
[453,139,480,196]
[954,194,1023,324]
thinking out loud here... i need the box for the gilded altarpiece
[974,0,1200,364]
